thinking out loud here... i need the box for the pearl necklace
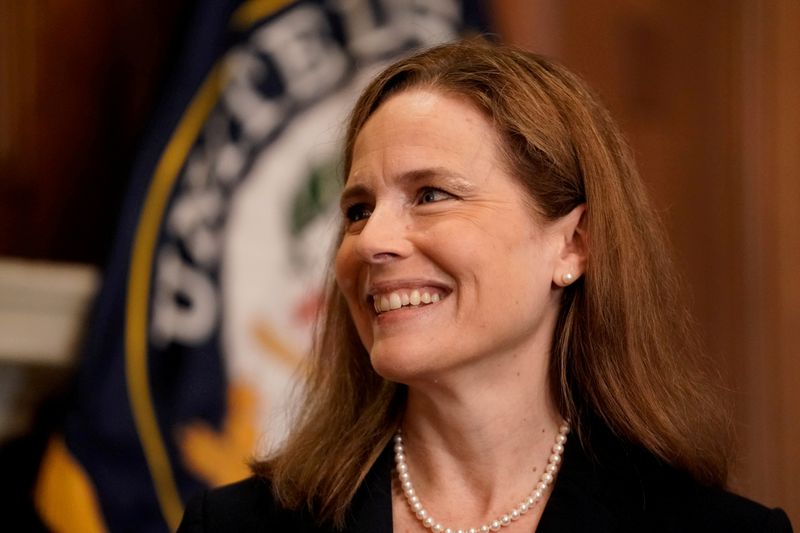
[393,422,570,533]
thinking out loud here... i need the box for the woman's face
[335,89,570,384]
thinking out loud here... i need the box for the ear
[552,203,587,287]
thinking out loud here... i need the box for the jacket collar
[347,423,652,533]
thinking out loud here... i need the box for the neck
[398,361,561,516]
[393,388,566,532]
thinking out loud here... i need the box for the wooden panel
[739,0,800,525]
[0,1,191,264]
[487,0,561,56]
[0,2,39,258]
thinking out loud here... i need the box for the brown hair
[253,38,732,528]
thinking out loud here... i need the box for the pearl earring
[562,272,575,285]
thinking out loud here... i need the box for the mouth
[368,287,448,315]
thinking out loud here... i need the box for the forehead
[347,89,503,184]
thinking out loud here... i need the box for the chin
[369,344,462,388]
[368,344,431,384]
[368,349,409,383]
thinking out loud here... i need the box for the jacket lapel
[537,425,648,533]
[346,443,394,533]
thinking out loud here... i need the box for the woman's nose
[354,205,412,264]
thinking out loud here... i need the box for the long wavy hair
[252,38,732,528]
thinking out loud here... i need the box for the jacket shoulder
[177,476,330,533]
[543,424,793,533]
[637,456,793,532]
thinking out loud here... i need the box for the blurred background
[0,0,797,530]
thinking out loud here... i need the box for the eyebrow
[339,184,370,209]
[339,167,475,208]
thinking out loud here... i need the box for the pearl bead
[510,509,520,521]
[423,516,434,528]
[533,490,543,501]
[549,453,560,464]
[405,487,415,498]
[399,472,410,482]
[519,502,529,513]
[480,526,490,533]
[542,472,553,484]
[444,529,453,533]
[546,463,557,474]
[468,529,478,533]
[490,520,501,531]
[402,480,412,490]
[555,435,567,445]
[536,481,547,492]
[552,443,564,454]
[501,514,511,525]
[409,495,420,504]
[412,501,423,512]
[417,509,428,519]
[433,524,444,532]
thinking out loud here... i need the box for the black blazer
[178,427,792,532]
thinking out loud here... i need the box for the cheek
[334,241,356,293]
[334,242,374,346]
[475,233,553,304]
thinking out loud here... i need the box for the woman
[179,39,792,532]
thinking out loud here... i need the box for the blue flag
[34,1,486,531]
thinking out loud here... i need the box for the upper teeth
[374,289,441,313]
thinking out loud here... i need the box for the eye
[344,203,372,223]
[417,187,453,204]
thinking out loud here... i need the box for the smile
[371,288,445,314]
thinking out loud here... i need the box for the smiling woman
[178,39,793,533]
